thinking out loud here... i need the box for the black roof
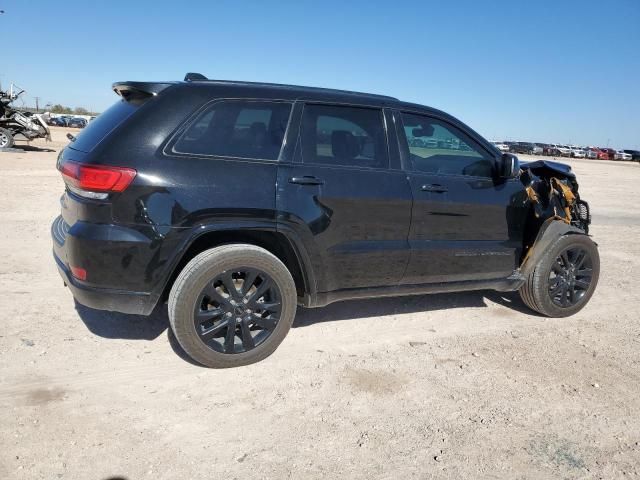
[112,72,454,124]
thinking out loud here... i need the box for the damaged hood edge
[520,159,576,179]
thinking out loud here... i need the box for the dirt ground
[1,127,639,479]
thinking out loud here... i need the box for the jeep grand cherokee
[52,73,599,367]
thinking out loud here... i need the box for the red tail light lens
[70,265,87,281]
[61,161,136,193]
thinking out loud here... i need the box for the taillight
[60,161,136,199]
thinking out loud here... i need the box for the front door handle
[421,183,448,193]
[289,176,324,186]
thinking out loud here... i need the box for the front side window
[300,104,388,169]
[173,100,292,160]
[401,112,495,177]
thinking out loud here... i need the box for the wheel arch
[520,218,594,277]
[158,224,315,304]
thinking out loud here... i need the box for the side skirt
[301,275,525,308]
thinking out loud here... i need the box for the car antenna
[184,72,208,82]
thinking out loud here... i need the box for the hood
[520,159,576,180]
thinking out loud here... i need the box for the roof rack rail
[184,72,208,82]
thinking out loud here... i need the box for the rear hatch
[56,81,174,235]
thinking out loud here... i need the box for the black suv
[52,73,599,367]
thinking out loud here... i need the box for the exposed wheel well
[161,230,308,302]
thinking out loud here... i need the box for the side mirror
[500,153,520,178]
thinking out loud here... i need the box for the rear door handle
[289,176,324,186]
[421,183,448,193]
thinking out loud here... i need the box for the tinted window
[401,113,494,177]
[174,100,292,160]
[301,104,388,169]
[68,99,139,153]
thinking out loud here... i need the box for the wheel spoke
[575,279,590,290]
[574,250,587,270]
[561,251,570,268]
[241,271,258,296]
[224,321,236,353]
[240,321,255,350]
[549,281,563,296]
[569,286,576,304]
[560,284,569,306]
[551,261,563,274]
[254,315,277,331]
[247,278,273,306]
[200,319,230,341]
[195,307,225,324]
[220,271,239,300]
[202,284,232,308]
[577,268,593,278]
[256,301,281,313]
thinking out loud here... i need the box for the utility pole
[35,97,40,113]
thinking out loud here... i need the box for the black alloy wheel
[548,246,593,307]
[194,268,282,354]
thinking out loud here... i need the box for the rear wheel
[0,128,14,149]
[168,244,297,368]
[520,234,599,317]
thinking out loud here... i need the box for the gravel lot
[1,127,639,479]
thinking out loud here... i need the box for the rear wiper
[66,133,76,142]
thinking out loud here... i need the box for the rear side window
[173,100,292,161]
[300,104,388,169]
[68,99,139,153]
[400,112,494,177]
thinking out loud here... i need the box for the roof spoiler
[112,81,174,100]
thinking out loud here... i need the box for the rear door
[277,103,412,292]
[397,111,527,284]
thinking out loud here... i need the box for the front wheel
[520,234,600,317]
[0,128,14,149]
[168,244,297,368]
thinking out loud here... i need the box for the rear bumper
[53,252,156,315]
[51,215,159,315]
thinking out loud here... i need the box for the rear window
[172,100,292,161]
[68,99,139,153]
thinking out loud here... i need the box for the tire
[0,128,14,149]
[168,244,297,368]
[520,234,600,318]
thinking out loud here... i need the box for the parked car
[556,145,573,157]
[599,148,616,160]
[569,146,586,158]
[584,147,598,159]
[68,117,87,128]
[622,149,640,162]
[510,142,542,155]
[48,117,67,127]
[541,144,561,156]
[614,150,633,161]
[491,141,509,152]
[51,73,599,367]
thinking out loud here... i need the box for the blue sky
[1,0,639,148]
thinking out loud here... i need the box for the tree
[74,107,89,115]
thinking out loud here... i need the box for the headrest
[331,130,360,160]
[249,122,267,136]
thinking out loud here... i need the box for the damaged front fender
[518,159,593,272]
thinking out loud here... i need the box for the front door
[397,111,528,284]
[277,103,412,292]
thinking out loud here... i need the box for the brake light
[60,161,136,197]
